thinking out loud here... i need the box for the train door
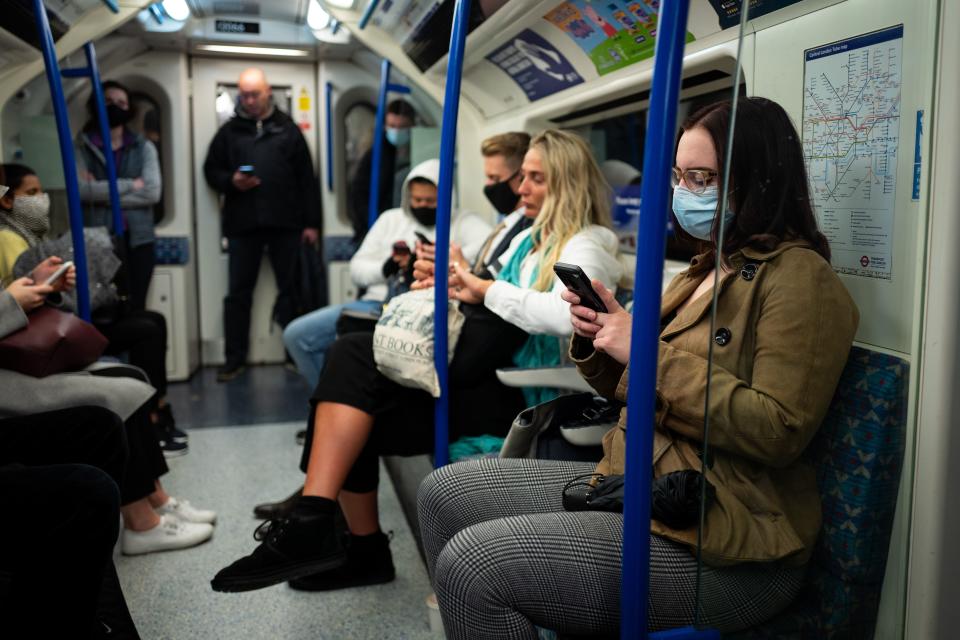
[190,58,319,366]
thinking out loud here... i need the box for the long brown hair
[680,97,829,269]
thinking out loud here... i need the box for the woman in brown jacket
[416,97,858,638]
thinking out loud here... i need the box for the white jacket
[484,224,623,337]
[350,158,492,301]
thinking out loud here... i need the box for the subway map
[802,26,903,279]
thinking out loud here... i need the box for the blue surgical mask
[385,127,410,147]
[671,185,733,241]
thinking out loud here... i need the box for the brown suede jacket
[571,241,859,567]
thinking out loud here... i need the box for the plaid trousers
[417,458,805,639]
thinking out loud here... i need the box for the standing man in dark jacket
[204,68,321,382]
[346,99,415,242]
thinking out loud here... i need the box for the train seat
[730,346,908,639]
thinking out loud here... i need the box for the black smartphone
[238,164,256,175]
[553,262,607,313]
[414,231,434,246]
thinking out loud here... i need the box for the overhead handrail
[366,59,411,231]
[357,0,381,30]
[325,81,334,191]
[431,0,471,469]
[31,0,93,320]
[623,1,717,638]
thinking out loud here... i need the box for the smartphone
[237,164,256,175]
[553,262,607,313]
[43,260,74,286]
[414,231,434,246]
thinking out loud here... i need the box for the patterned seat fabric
[729,346,908,639]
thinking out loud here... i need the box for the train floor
[116,366,438,639]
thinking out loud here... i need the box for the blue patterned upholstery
[154,236,190,265]
[729,346,908,639]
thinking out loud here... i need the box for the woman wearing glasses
[416,97,859,637]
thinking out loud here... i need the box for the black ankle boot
[288,530,395,592]
[211,506,346,593]
[252,487,303,520]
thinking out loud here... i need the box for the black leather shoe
[211,512,346,593]
[253,487,303,520]
[216,363,247,383]
[289,531,395,592]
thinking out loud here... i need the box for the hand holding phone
[414,231,434,246]
[237,164,256,175]
[553,262,608,313]
[43,260,74,286]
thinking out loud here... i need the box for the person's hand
[30,257,76,293]
[231,171,261,192]
[450,263,492,304]
[393,251,412,271]
[79,170,95,182]
[7,277,53,312]
[132,177,146,191]
[416,241,436,262]
[563,279,632,365]
[449,243,469,271]
[301,227,319,244]
[413,257,435,282]
[411,277,435,291]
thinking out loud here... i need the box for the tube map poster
[543,1,695,76]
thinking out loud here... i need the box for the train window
[343,101,376,186]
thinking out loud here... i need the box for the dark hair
[680,97,829,266]
[386,99,416,122]
[84,80,136,131]
[408,176,436,189]
[0,164,38,192]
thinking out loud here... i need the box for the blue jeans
[283,299,382,389]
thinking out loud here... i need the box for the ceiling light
[161,0,190,21]
[196,44,311,57]
[326,0,355,7]
[307,0,331,30]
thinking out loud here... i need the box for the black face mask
[483,172,520,214]
[410,206,437,227]
[106,104,133,128]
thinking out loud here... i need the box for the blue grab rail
[366,60,411,231]
[31,0,92,321]
[432,0,472,469]
[622,0,693,637]
[367,59,390,231]
[325,81,334,191]
[358,0,381,30]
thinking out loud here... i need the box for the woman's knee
[417,460,486,523]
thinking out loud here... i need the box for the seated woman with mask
[415,97,859,638]
[212,129,623,594]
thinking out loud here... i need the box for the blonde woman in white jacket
[283,158,491,389]
[212,130,622,595]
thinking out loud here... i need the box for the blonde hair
[526,129,612,291]
[481,132,531,168]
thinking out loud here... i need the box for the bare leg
[121,499,161,531]
[339,490,379,536]
[302,402,374,500]
[147,479,170,508]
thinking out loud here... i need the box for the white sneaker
[122,515,214,556]
[156,496,217,524]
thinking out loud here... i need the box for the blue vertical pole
[358,0,381,30]
[325,81,334,191]
[367,59,391,231]
[31,0,92,321]
[83,42,125,238]
[432,0,472,469]
[622,1,690,638]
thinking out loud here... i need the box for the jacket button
[714,328,731,346]
[740,263,758,281]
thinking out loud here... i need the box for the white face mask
[11,193,51,235]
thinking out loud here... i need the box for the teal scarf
[497,233,562,407]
